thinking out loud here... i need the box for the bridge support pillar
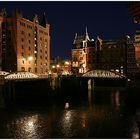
[88,79,94,90]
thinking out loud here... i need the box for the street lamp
[56,64,60,68]
[52,65,55,69]
[65,61,70,65]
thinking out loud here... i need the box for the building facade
[50,56,71,75]
[0,9,50,75]
[71,29,138,77]
[134,29,140,68]
[128,2,140,24]
[95,36,138,77]
[95,38,127,74]
[72,29,95,75]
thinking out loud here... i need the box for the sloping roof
[74,35,85,44]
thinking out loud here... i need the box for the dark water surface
[0,88,139,138]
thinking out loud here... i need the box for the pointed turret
[85,26,90,41]
[14,9,22,18]
[41,12,48,27]
[73,33,78,44]
[96,36,103,51]
[33,14,39,24]
[0,8,7,17]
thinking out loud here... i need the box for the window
[20,22,25,27]
[28,33,31,36]
[27,25,32,29]
[21,31,24,34]
[35,67,37,73]
[21,67,25,71]
[41,68,43,73]
[21,53,24,57]
[21,45,24,49]
[22,60,24,64]
[28,67,31,72]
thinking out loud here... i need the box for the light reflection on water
[0,89,139,138]
[7,115,39,138]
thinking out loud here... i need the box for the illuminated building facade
[72,29,95,75]
[50,57,71,75]
[0,9,50,75]
[128,2,140,76]
[95,37,127,74]
[96,36,138,77]
[71,29,138,77]
[134,29,140,68]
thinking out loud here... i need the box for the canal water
[0,86,139,138]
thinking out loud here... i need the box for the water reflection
[7,114,39,138]
[0,88,139,138]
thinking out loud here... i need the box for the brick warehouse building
[0,9,50,75]
[72,28,95,75]
[72,29,138,78]
[128,2,140,77]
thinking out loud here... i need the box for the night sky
[0,1,139,59]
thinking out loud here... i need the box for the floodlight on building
[28,56,33,61]
[52,65,55,68]
[65,61,70,65]
[56,64,60,68]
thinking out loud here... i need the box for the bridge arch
[5,71,38,80]
[0,71,9,77]
[82,70,125,78]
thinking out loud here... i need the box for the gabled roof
[74,35,85,44]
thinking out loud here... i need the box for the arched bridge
[0,71,9,77]
[5,71,38,80]
[82,70,126,79]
